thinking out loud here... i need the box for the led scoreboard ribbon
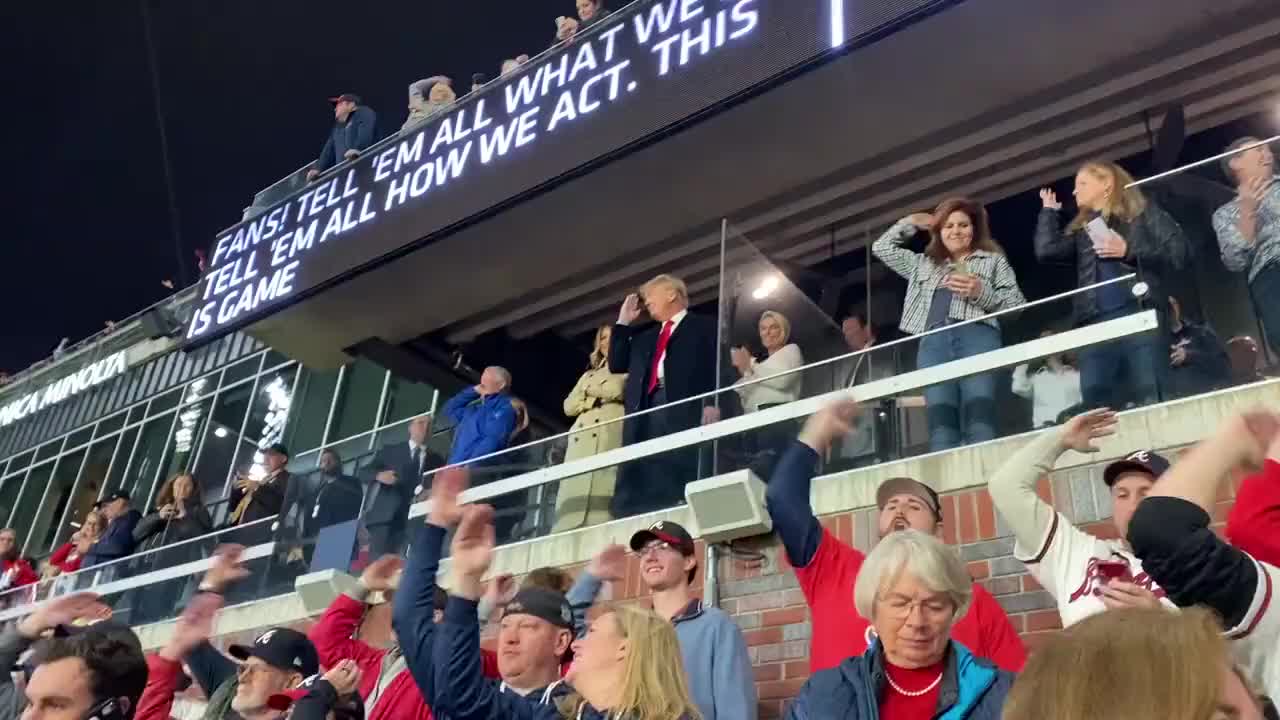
[187,0,945,347]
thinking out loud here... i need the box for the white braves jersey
[1226,556,1280,701]
[1014,510,1174,627]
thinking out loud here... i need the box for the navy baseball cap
[629,520,695,556]
[228,628,319,676]
[1103,450,1171,486]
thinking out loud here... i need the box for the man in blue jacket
[441,367,517,467]
[307,93,377,181]
[83,490,142,573]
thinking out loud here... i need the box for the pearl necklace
[886,670,944,697]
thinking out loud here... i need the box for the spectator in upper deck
[1035,160,1187,410]
[575,0,610,27]
[82,491,143,572]
[400,76,455,133]
[1011,330,1082,428]
[0,528,38,594]
[307,93,377,182]
[442,367,518,467]
[732,311,804,413]
[501,55,531,76]
[873,197,1026,451]
[555,325,627,532]
[46,510,103,578]
[1215,137,1280,353]
[363,415,444,557]
[1166,295,1232,399]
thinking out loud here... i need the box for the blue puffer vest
[784,640,1015,720]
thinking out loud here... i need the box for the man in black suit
[609,274,726,517]
[277,447,364,565]
[361,413,443,556]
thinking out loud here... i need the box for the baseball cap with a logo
[1103,450,1171,486]
[502,587,574,631]
[628,520,695,556]
[228,628,319,677]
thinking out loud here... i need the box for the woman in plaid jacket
[873,197,1025,451]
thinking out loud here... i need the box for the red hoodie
[1,557,37,592]
[309,593,434,720]
[1227,459,1280,567]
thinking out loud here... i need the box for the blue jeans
[1250,263,1280,356]
[917,323,1001,452]
[1078,308,1167,410]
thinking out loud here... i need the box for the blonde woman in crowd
[1003,607,1267,720]
[1035,160,1187,410]
[732,310,804,413]
[555,325,627,532]
[431,502,703,720]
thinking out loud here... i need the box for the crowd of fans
[8,391,1280,720]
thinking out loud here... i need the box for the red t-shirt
[794,529,1026,673]
[879,660,944,720]
[1228,459,1280,567]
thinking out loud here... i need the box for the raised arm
[988,411,1115,564]
[431,506,553,720]
[766,401,858,568]
[442,387,481,423]
[1129,412,1277,626]
[871,217,928,280]
[1033,191,1074,263]
[1228,458,1280,567]
[310,566,393,674]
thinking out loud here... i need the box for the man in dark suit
[227,443,291,546]
[609,274,726,517]
[277,447,364,565]
[362,413,443,556]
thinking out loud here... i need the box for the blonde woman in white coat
[553,325,628,532]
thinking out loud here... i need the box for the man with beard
[278,448,363,565]
[765,399,1026,674]
[137,546,319,720]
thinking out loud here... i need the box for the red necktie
[647,321,674,394]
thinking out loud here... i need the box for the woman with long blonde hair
[1003,606,1265,720]
[430,504,701,720]
[555,325,627,532]
[1035,160,1187,410]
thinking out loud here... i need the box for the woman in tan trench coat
[553,325,627,531]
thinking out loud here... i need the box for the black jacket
[315,106,378,173]
[1034,203,1187,323]
[228,470,289,527]
[133,500,213,548]
[362,443,443,528]
[278,470,364,540]
[608,313,733,444]
[1168,320,1232,398]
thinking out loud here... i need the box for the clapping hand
[730,347,753,374]
[1040,188,1063,210]
[1059,408,1118,454]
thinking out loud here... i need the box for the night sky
[4,2,1272,375]
[4,0,572,373]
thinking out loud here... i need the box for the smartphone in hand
[1085,217,1111,250]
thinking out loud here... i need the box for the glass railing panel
[1124,134,1279,388]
